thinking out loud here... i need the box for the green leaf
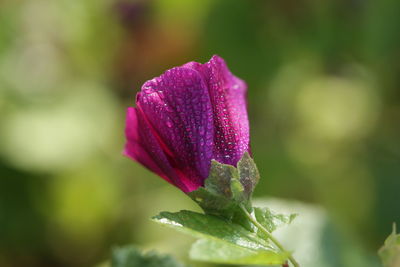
[153,210,268,249]
[190,238,288,265]
[379,223,400,267]
[254,207,297,235]
[111,245,186,267]
[152,210,288,265]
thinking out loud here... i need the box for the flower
[124,55,250,192]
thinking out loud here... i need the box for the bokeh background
[0,0,399,266]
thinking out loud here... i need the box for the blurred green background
[0,0,399,266]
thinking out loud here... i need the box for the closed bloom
[124,55,250,192]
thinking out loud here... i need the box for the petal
[124,107,194,192]
[188,55,250,165]
[137,67,214,188]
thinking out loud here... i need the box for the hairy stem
[240,205,300,267]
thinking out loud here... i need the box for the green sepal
[188,152,259,229]
[379,223,400,267]
[237,152,260,200]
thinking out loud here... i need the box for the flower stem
[240,205,300,267]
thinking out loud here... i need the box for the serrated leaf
[190,239,288,265]
[153,210,288,265]
[153,210,269,249]
[379,224,400,267]
[111,245,186,267]
[254,207,297,235]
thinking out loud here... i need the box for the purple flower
[124,55,250,192]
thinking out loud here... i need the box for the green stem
[240,205,300,267]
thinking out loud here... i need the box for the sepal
[189,152,259,228]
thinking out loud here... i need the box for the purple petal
[185,55,250,166]
[124,107,196,192]
[137,67,214,190]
